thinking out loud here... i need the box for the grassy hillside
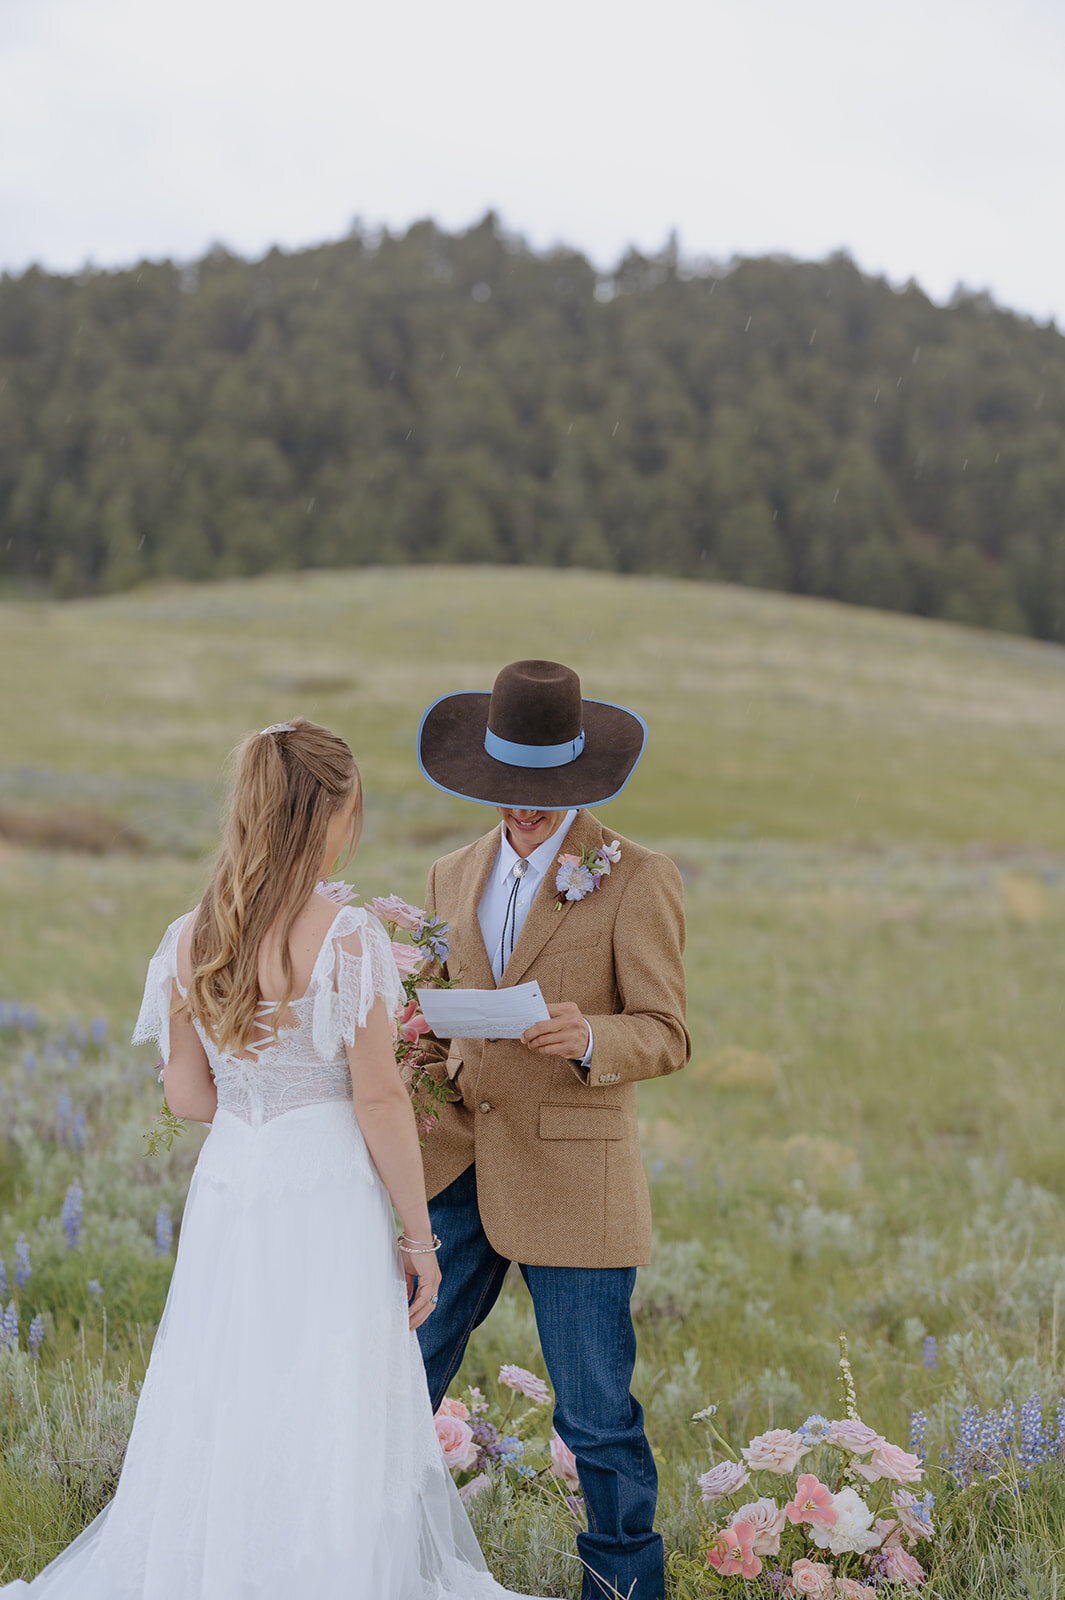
[3,567,1065,1593]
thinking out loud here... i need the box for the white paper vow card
[414,982,551,1040]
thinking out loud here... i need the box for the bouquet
[434,1365,584,1520]
[672,1340,933,1595]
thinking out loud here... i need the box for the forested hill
[3,213,1065,637]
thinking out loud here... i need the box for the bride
[3,718,549,1599]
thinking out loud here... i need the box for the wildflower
[416,914,450,963]
[784,1473,837,1528]
[798,1413,832,1444]
[1018,1393,1049,1476]
[0,1258,7,1300]
[369,895,424,932]
[22,1006,38,1031]
[1,1301,18,1350]
[498,1364,550,1404]
[549,1432,580,1486]
[698,1459,750,1501]
[742,1428,808,1473]
[24,1052,36,1075]
[62,1180,83,1249]
[708,1519,762,1580]
[56,1091,72,1139]
[466,1386,489,1415]
[72,1110,87,1150]
[601,839,622,865]
[909,1409,928,1461]
[921,1335,938,1369]
[87,1279,103,1300]
[691,1403,718,1422]
[89,1016,108,1046]
[555,856,596,903]
[14,1235,30,1289]
[891,1488,935,1545]
[808,1487,880,1556]
[154,1205,173,1256]
[28,1314,45,1359]
[732,1497,787,1555]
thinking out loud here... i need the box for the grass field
[3,566,1065,1594]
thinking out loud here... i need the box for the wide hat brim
[417,692,648,809]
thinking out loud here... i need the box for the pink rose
[434,1413,478,1471]
[836,1581,877,1599]
[891,1489,934,1545]
[698,1459,751,1501]
[742,1428,808,1474]
[398,999,430,1043]
[370,894,424,931]
[784,1473,837,1528]
[549,1432,580,1486]
[874,1517,903,1549]
[438,1396,469,1420]
[708,1519,762,1580]
[458,1472,492,1504]
[791,1558,835,1598]
[852,1441,924,1484]
[825,1419,883,1455]
[881,1546,926,1587]
[731,1497,786,1556]
[498,1364,551,1404]
[316,880,358,905]
[390,940,425,976]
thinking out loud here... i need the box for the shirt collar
[496,809,578,886]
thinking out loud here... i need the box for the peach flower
[851,1440,924,1484]
[784,1472,837,1527]
[708,1520,762,1580]
[836,1581,877,1599]
[742,1428,808,1474]
[390,941,425,976]
[731,1497,786,1556]
[434,1413,478,1471]
[881,1546,926,1586]
[698,1459,751,1501]
[791,1558,835,1598]
[549,1432,580,1487]
[438,1396,469,1420]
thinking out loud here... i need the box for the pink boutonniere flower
[554,841,621,910]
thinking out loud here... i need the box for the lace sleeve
[311,908,404,1058]
[131,913,192,1061]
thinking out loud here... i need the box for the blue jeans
[416,1163,663,1600]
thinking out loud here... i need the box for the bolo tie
[499,859,529,975]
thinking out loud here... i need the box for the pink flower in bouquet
[549,1432,580,1486]
[390,941,425,976]
[707,1519,762,1580]
[825,1419,883,1455]
[370,894,424,932]
[439,1396,469,1420]
[880,1546,926,1586]
[316,880,358,905]
[398,999,430,1044]
[742,1428,808,1474]
[458,1472,493,1504]
[784,1473,837,1528]
[874,1518,903,1549]
[852,1440,924,1484]
[498,1364,551,1404]
[891,1489,935,1545]
[836,1580,878,1599]
[790,1558,835,1598]
[731,1497,786,1556]
[698,1460,750,1501]
[809,1487,879,1556]
[434,1413,478,1471]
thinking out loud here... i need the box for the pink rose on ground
[549,1432,580,1486]
[708,1519,762,1580]
[370,895,424,931]
[438,1396,469,1420]
[498,1364,551,1403]
[698,1459,751,1501]
[390,940,425,976]
[874,1518,903,1549]
[791,1558,835,1598]
[891,1489,934,1545]
[784,1473,838,1527]
[742,1428,808,1474]
[397,999,430,1043]
[434,1413,478,1471]
[825,1419,883,1455]
[852,1441,924,1484]
[458,1472,493,1504]
[836,1581,877,1599]
[881,1546,926,1586]
[731,1497,786,1556]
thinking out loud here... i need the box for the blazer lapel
[449,827,499,990]
[500,810,605,987]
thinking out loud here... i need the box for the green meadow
[3,566,1065,1594]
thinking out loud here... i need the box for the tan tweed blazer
[416,809,690,1268]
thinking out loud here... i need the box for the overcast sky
[2,0,1063,325]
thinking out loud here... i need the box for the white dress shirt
[477,810,594,1067]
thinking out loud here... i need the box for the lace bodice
[133,905,404,1128]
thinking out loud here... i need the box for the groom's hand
[523,1002,590,1061]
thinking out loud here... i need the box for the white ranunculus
[808,1487,881,1556]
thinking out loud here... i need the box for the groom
[412,659,690,1600]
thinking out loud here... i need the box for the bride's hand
[405,1254,442,1331]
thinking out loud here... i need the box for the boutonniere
[554,840,621,909]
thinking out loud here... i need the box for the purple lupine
[909,1409,928,1462]
[27,1314,45,1359]
[62,1180,83,1249]
[22,1006,37,1031]
[1018,1394,1048,1479]
[14,1235,30,1289]
[89,1017,108,1047]
[1056,1397,1065,1462]
[87,1279,103,1300]
[72,1110,87,1150]
[56,1091,72,1139]
[154,1205,173,1256]
[0,1258,6,1300]
[1,1301,18,1349]
[23,1052,36,1076]
[921,1335,938,1369]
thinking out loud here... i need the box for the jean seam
[431,1257,506,1410]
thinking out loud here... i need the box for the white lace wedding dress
[2,905,547,1600]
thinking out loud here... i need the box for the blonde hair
[187,717,360,1052]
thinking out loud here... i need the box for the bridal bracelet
[398,1234,441,1254]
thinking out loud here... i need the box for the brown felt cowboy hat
[417,659,647,809]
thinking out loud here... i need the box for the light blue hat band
[484,727,586,769]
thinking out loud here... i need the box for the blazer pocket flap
[539,1103,623,1140]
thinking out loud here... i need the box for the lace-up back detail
[133,906,404,1129]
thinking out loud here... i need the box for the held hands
[522,1002,590,1061]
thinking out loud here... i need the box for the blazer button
[479,1101,492,1114]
